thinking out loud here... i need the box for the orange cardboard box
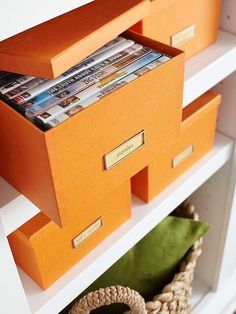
[132,91,221,201]
[8,181,131,289]
[131,0,221,59]
[0,0,150,79]
[0,32,184,227]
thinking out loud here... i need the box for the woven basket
[69,200,203,314]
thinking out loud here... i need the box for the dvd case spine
[45,56,171,129]
[44,75,136,129]
[0,71,9,79]
[25,44,146,118]
[11,38,134,106]
[0,74,22,90]
[0,75,34,94]
[86,36,126,59]
[4,78,46,99]
[36,51,162,125]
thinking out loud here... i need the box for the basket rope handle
[68,285,147,314]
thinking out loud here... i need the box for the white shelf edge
[184,30,236,107]
[0,179,40,236]
[192,277,236,314]
[191,277,211,309]
[17,132,233,314]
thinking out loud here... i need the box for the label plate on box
[72,217,103,248]
[104,130,145,170]
[171,24,196,47]
[172,144,194,168]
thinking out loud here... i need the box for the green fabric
[63,215,208,314]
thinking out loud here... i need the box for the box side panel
[125,29,184,57]
[142,0,221,59]
[8,230,44,288]
[182,91,221,123]
[131,166,149,202]
[0,101,63,226]
[150,0,180,14]
[135,92,221,201]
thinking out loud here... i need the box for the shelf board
[17,132,233,314]
[0,178,40,236]
[191,277,210,309]
[192,277,236,314]
[184,30,236,107]
[0,0,93,41]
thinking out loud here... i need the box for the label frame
[72,217,103,248]
[171,24,196,47]
[104,130,145,170]
[172,144,195,168]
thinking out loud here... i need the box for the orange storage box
[132,91,221,201]
[8,181,131,289]
[0,32,184,227]
[131,0,221,59]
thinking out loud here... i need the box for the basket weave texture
[69,201,203,314]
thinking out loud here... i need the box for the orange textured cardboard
[0,0,150,79]
[8,181,131,289]
[132,91,221,201]
[0,32,184,227]
[131,0,221,59]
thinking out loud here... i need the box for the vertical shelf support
[0,221,31,314]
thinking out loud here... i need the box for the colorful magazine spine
[11,38,134,106]
[25,44,147,118]
[36,50,162,125]
[45,56,171,129]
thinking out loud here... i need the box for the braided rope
[69,285,147,314]
[69,201,202,314]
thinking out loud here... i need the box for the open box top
[0,0,149,79]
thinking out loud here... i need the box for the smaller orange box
[132,91,221,201]
[131,0,221,59]
[8,181,131,289]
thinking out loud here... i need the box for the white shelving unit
[16,133,233,314]
[183,30,236,107]
[0,0,93,41]
[1,1,236,313]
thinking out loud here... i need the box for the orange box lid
[0,0,149,79]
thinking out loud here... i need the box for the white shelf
[192,277,236,314]
[191,277,210,309]
[0,0,93,41]
[0,178,40,236]
[184,30,236,107]
[17,132,233,314]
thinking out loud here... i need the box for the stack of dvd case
[0,36,171,131]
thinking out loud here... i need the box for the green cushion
[64,215,208,314]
